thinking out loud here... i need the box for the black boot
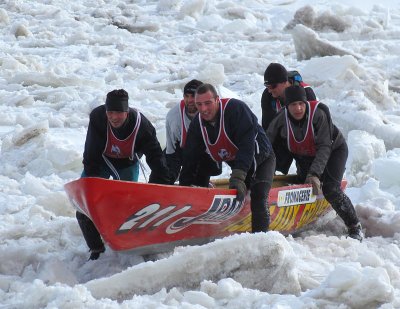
[89,246,105,260]
[347,223,363,242]
[324,189,361,235]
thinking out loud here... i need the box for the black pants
[297,143,359,228]
[246,152,276,233]
[321,143,359,227]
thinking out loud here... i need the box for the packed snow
[1,0,400,308]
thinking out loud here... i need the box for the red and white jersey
[286,100,319,156]
[103,112,141,160]
[200,98,238,162]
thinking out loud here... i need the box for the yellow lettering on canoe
[269,204,300,232]
[222,199,332,233]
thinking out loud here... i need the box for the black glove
[229,169,247,202]
[305,175,322,196]
[149,171,171,185]
[165,151,181,184]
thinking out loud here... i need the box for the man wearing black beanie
[267,86,363,241]
[261,63,317,131]
[105,89,129,113]
[76,89,170,260]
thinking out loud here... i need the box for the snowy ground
[1,0,400,308]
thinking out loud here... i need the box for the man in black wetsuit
[77,89,169,260]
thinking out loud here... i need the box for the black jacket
[267,102,344,179]
[83,105,169,184]
[261,85,316,131]
[180,98,273,186]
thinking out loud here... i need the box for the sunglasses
[264,82,279,89]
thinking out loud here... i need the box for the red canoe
[64,176,346,254]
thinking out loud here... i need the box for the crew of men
[77,63,363,260]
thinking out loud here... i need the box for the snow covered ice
[1,0,400,308]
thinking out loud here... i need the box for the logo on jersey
[218,149,230,160]
[111,144,121,156]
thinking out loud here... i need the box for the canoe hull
[64,177,346,254]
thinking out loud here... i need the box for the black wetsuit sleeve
[308,108,333,178]
[82,106,107,177]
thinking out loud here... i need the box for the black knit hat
[264,63,288,85]
[184,79,203,95]
[105,89,129,112]
[284,85,307,105]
